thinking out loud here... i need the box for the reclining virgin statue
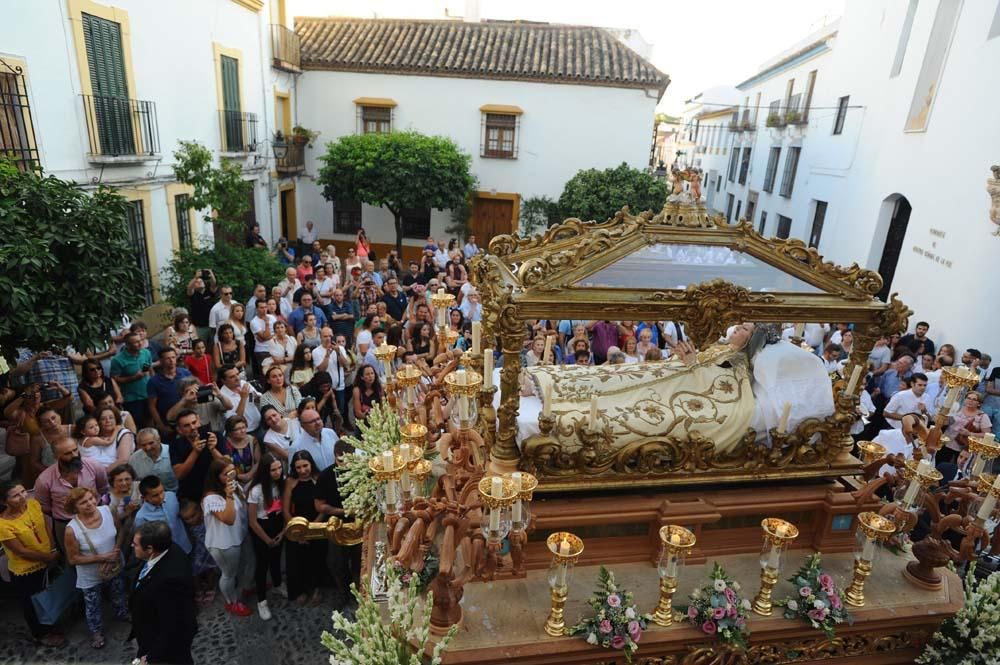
[524,323,834,455]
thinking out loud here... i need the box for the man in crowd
[463,234,479,260]
[328,288,355,347]
[12,348,85,405]
[186,270,217,342]
[273,236,296,265]
[962,348,983,370]
[877,354,915,401]
[291,408,338,471]
[287,292,327,334]
[313,329,350,419]
[147,348,192,436]
[170,409,222,501]
[434,238,450,270]
[129,428,179,493]
[250,299,277,375]
[245,223,267,249]
[129,521,198,665]
[298,220,317,254]
[296,254,315,285]
[900,321,936,357]
[868,335,893,377]
[218,364,261,432]
[883,372,931,429]
[401,260,424,295]
[278,266,301,312]
[134,475,192,555]
[167,377,232,433]
[34,437,109,549]
[821,343,844,373]
[315,265,337,317]
[587,320,620,366]
[111,332,153,426]
[208,285,235,333]
[381,277,408,323]
[245,284,267,324]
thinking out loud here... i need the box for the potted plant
[766,112,783,128]
[785,110,802,125]
[291,125,320,148]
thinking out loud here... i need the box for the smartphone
[201,269,211,280]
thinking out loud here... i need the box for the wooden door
[471,196,514,247]
[280,187,297,241]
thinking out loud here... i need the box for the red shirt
[296,265,314,284]
[184,353,212,385]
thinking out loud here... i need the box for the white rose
[587,633,598,645]
[731,581,741,592]
[625,607,636,619]
[813,600,826,609]
[787,600,798,611]
[741,598,752,610]
[713,579,727,592]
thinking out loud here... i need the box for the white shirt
[278,278,301,309]
[316,276,338,305]
[247,484,281,520]
[69,506,118,589]
[263,419,302,455]
[312,344,347,390]
[208,301,232,330]
[266,336,297,367]
[884,388,931,428]
[140,549,169,576]
[299,226,317,245]
[220,381,261,431]
[830,330,845,346]
[434,248,449,270]
[804,323,829,348]
[244,297,260,324]
[202,494,247,549]
[463,242,478,260]
[250,314,276,343]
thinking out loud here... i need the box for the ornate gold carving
[646,279,779,348]
[754,234,883,298]
[877,292,914,336]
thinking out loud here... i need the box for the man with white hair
[277,267,301,311]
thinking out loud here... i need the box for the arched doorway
[871,194,911,302]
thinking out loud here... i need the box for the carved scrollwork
[878,292,914,337]
[648,200,720,228]
[645,279,778,348]
[761,235,883,297]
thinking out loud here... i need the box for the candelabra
[967,434,1000,480]
[844,511,896,607]
[752,518,799,616]
[395,364,423,423]
[430,288,456,348]
[652,525,696,627]
[543,532,584,637]
[373,342,397,391]
[857,440,887,465]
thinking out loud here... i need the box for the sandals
[35,633,66,648]
[91,632,106,650]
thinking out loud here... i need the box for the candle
[382,450,394,472]
[845,365,863,395]
[399,444,411,492]
[455,370,469,423]
[559,538,571,557]
[542,382,553,417]
[512,472,523,524]
[860,536,876,562]
[766,524,786,569]
[777,403,792,433]
[483,352,494,389]
[900,463,931,508]
[471,321,481,354]
[437,304,447,328]
[985,433,996,444]
[665,534,681,577]
[543,336,553,364]
[971,455,987,478]
[669,533,682,546]
[794,323,804,338]
[489,477,503,532]
[589,396,599,429]
[976,475,1000,522]
[555,537,571,588]
[943,387,958,410]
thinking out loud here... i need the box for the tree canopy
[317,131,476,255]
[0,160,145,358]
[558,162,669,223]
[173,140,251,237]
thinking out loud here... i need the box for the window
[0,58,39,171]
[809,201,828,248]
[758,211,767,235]
[762,147,781,192]
[727,149,739,182]
[745,192,757,224]
[776,214,792,239]
[174,193,193,249]
[125,200,154,306]
[735,199,742,222]
[991,2,1000,39]
[833,96,850,135]
[891,0,920,77]
[334,199,362,234]
[786,93,802,114]
[904,0,963,132]
[401,207,431,238]
[802,71,817,120]
[738,147,751,185]
[82,12,134,156]
[361,105,391,134]
[715,173,721,192]
[726,194,735,223]
[779,147,801,198]
[482,113,518,158]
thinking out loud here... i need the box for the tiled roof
[295,17,670,92]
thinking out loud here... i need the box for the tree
[0,159,145,359]
[519,195,562,236]
[558,162,669,223]
[172,140,251,238]
[161,242,285,306]
[317,131,476,255]
[655,112,681,125]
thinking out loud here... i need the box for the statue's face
[729,323,754,350]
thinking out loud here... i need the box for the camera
[201,269,211,280]
[141,363,152,372]
[196,385,214,403]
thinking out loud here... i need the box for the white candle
[943,388,958,410]
[777,403,792,433]
[766,524,786,570]
[971,456,987,478]
[543,336,553,364]
[976,475,1000,522]
[382,356,393,381]
[512,472,523,524]
[794,323,804,338]
[901,462,931,508]
[845,365,863,395]
[589,396,599,429]
[455,370,469,423]
[489,477,503,532]
[555,537,571,588]
[670,533,681,546]
[985,433,996,444]
[483,352,494,389]
[399,444,411,492]
[542,382,553,417]
[437,304,447,328]
[471,321,481,354]
[860,537,876,562]
[382,450,397,505]
[382,450,394,472]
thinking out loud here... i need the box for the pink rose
[611,635,626,649]
[808,608,829,621]
[702,620,717,635]
[829,593,842,610]
[799,586,813,597]
[736,617,746,628]
[687,606,699,620]
[628,620,642,642]
[712,607,726,620]
[607,594,621,607]
[599,619,613,634]
[727,605,737,618]
[724,587,736,603]
[818,574,834,592]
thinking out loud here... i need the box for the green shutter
[82,13,134,155]
[220,55,243,150]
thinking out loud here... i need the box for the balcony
[275,140,305,175]
[218,110,259,154]
[81,94,160,163]
[270,24,301,72]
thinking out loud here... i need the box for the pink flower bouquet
[776,553,853,639]
[569,566,650,662]
[680,562,751,648]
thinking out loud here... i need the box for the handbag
[31,565,79,626]
[72,516,123,581]
[5,411,32,456]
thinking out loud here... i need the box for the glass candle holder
[395,364,423,418]
[368,448,406,518]
[857,440,887,465]
[373,342,397,385]
[478,475,516,544]
[408,459,433,499]
[845,511,896,607]
[543,532,584,637]
[445,369,483,430]
[506,471,537,533]
[969,472,1000,531]
[753,518,799,616]
[652,525,696,627]
[967,434,1000,480]
[893,458,943,516]
[430,289,455,333]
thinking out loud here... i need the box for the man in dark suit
[129,520,198,664]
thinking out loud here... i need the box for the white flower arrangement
[337,401,401,527]
[322,565,457,665]
[775,553,852,639]
[917,564,1000,665]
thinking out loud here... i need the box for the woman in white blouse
[261,404,301,462]
[259,366,302,420]
[202,457,253,617]
[264,320,297,378]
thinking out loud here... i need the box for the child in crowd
[180,498,220,607]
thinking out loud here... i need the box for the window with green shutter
[82,12,134,155]
[220,55,243,150]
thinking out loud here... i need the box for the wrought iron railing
[219,110,258,153]
[1,58,40,170]
[276,140,305,173]
[270,24,301,70]
[81,94,159,158]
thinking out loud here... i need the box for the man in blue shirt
[290,408,338,471]
[286,292,327,334]
[146,348,191,436]
[878,355,915,401]
[133,475,192,554]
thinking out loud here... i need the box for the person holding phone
[202,458,253,617]
[169,410,224,502]
[247,453,286,620]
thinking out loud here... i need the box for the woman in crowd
[374,301,395,327]
[95,406,134,471]
[344,246,362,276]
[283,450,325,605]
[296,312,322,350]
[838,330,855,362]
[290,345,315,388]
[202,457,253,617]
[260,365,302,419]
[564,337,593,366]
[303,370,343,433]
[79,359,122,414]
[635,328,656,359]
[267,293,290,323]
[0,480,65,646]
[622,336,640,364]
[265,320,297,378]
[178,498,218,607]
[214,323,246,377]
[166,313,196,359]
[225,303,248,344]
[92,392,138,433]
[386,324,407,367]
[355,228,371,263]
[247,453,285,620]
[106,463,140,521]
[351,364,382,431]
[24,405,68,485]
[324,250,342,284]
[939,391,993,465]
[524,336,547,367]
[184,338,214,385]
[445,254,468,300]
[260,404,301,462]
[447,308,466,341]
[64,486,128,649]
[409,322,433,362]
[220,415,260,490]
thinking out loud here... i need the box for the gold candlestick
[857,440,887,465]
[543,532,584,637]
[752,518,799,616]
[844,511,896,607]
[652,525,696,627]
